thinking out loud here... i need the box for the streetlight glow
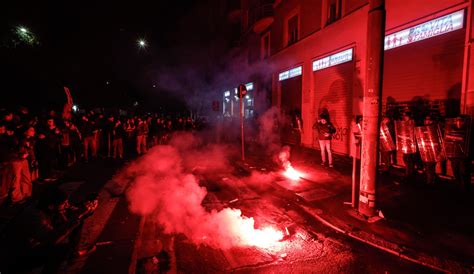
[138,39,147,48]
[14,25,39,46]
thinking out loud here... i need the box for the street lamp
[15,25,38,46]
[137,39,147,48]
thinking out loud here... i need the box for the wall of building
[261,0,470,153]
[270,5,369,148]
[235,0,472,154]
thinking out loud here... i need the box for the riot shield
[415,125,446,163]
[380,123,395,152]
[395,120,416,154]
[444,116,471,158]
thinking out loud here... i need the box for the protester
[79,115,97,163]
[103,115,115,158]
[0,123,12,205]
[313,113,336,168]
[36,118,61,181]
[135,117,148,155]
[0,186,98,273]
[112,119,125,160]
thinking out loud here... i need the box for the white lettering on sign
[384,10,464,51]
[224,91,230,97]
[312,48,353,71]
[245,82,254,91]
[279,66,302,81]
[289,66,302,78]
[279,70,289,81]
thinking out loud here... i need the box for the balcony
[249,3,274,33]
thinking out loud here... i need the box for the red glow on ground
[283,164,303,180]
[241,224,284,249]
[228,211,284,249]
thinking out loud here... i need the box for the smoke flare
[115,133,283,249]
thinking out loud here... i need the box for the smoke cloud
[115,132,283,249]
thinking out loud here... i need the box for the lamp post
[238,84,247,161]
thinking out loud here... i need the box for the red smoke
[116,133,282,249]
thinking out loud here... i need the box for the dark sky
[0,0,236,112]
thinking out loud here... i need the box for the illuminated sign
[384,10,464,51]
[289,66,302,78]
[313,48,353,71]
[245,82,254,91]
[279,70,289,81]
[279,66,302,81]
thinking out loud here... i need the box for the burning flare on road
[283,163,303,180]
[278,146,303,180]
[225,209,284,249]
[116,133,286,250]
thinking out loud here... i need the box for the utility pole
[238,84,247,161]
[359,0,385,219]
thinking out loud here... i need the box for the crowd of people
[0,106,205,206]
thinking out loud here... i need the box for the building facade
[229,0,473,156]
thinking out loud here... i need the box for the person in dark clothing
[36,118,61,181]
[19,125,38,182]
[0,123,15,205]
[417,116,440,184]
[379,116,396,173]
[70,120,82,163]
[124,118,136,157]
[136,117,148,155]
[396,113,417,181]
[149,117,160,147]
[291,110,303,147]
[313,114,336,167]
[444,115,471,190]
[103,116,115,158]
[0,186,98,273]
[112,119,125,159]
[60,120,77,168]
[79,115,97,162]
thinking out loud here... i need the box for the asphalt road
[130,166,435,274]
[51,156,437,274]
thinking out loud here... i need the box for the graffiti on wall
[333,126,349,142]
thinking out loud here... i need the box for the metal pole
[359,0,385,218]
[240,92,245,161]
[352,149,357,208]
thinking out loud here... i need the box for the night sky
[0,0,236,112]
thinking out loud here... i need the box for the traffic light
[238,84,247,98]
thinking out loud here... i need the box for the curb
[301,206,469,274]
[234,160,471,274]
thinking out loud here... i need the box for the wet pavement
[2,143,471,273]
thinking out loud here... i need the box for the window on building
[287,15,299,46]
[261,32,270,60]
[326,0,342,25]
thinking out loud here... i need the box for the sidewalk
[244,145,474,273]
